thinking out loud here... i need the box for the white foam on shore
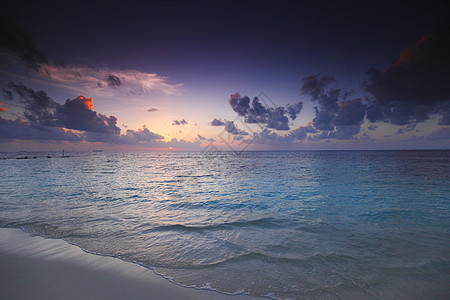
[0,228,263,300]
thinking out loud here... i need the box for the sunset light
[0,1,449,299]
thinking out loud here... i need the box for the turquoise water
[0,151,449,299]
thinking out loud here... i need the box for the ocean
[0,150,449,299]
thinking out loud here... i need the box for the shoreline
[0,228,263,300]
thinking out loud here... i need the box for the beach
[1,151,449,298]
[0,228,262,300]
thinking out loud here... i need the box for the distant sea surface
[1,151,449,299]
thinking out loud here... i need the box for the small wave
[229,251,357,266]
[161,249,358,271]
[69,203,94,209]
[174,174,214,178]
[145,217,281,233]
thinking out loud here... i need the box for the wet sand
[0,228,263,300]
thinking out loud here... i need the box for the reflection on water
[0,150,449,299]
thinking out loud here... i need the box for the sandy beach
[0,228,263,300]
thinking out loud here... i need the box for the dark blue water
[0,151,449,299]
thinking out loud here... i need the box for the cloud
[0,23,181,96]
[253,128,293,144]
[210,118,225,126]
[0,22,49,72]
[426,127,450,141]
[229,93,303,130]
[165,138,201,149]
[252,122,317,145]
[0,83,200,148]
[224,120,248,135]
[333,99,366,126]
[396,123,417,134]
[172,119,188,126]
[0,86,199,149]
[439,112,450,125]
[106,74,121,87]
[6,82,57,125]
[85,127,163,144]
[197,134,206,140]
[41,65,181,96]
[301,74,336,100]
[147,107,158,112]
[0,117,83,141]
[286,102,303,120]
[54,96,120,134]
[368,125,377,130]
[289,123,317,140]
[7,82,120,134]
[301,74,366,139]
[210,118,248,135]
[364,26,450,126]
[2,89,13,100]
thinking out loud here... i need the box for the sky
[0,0,449,151]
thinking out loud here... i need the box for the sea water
[0,151,449,299]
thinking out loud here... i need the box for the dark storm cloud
[172,119,188,126]
[0,85,191,147]
[0,117,83,141]
[331,125,363,140]
[364,26,450,126]
[312,109,335,131]
[147,107,158,112]
[333,99,366,126]
[229,93,303,130]
[0,22,49,72]
[229,93,250,116]
[2,89,13,100]
[106,74,121,87]
[0,23,180,96]
[7,82,57,125]
[7,82,120,134]
[301,74,366,139]
[263,107,290,130]
[55,96,120,134]
[301,74,336,100]
[251,30,450,143]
